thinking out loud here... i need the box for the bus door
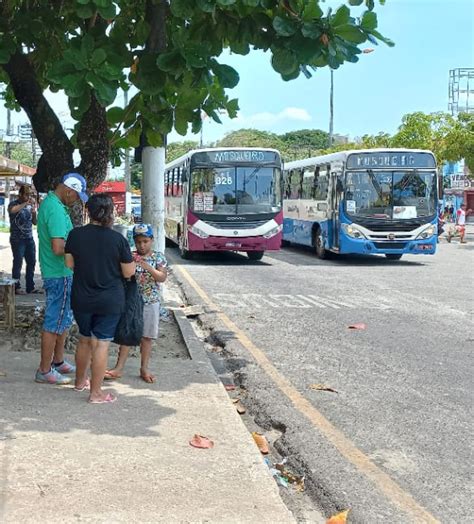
[330,169,344,249]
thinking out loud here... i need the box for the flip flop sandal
[88,393,117,404]
[29,288,44,294]
[15,289,27,295]
[104,371,122,381]
[73,379,90,392]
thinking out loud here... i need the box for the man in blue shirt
[8,184,40,295]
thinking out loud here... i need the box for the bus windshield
[345,170,437,220]
[190,166,281,214]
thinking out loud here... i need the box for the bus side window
[165,170,170,196]
[311,166,320,199]
[290,169,302,199]
[284,171,292,199]
[177,168,183,196]
[302,168,314,199]
[313,166,328,200]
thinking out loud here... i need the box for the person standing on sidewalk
[447,203,472,244]
[35,172,88,385]
[65,194,135,404]
[105,224,167,384]
[8,184,41,295]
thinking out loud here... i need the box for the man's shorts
[143,302,160,340]
[43,277,73,335]
[73,311,121,341]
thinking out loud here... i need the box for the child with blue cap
[105,223,167,383]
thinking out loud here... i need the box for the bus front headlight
[263,224,283,239]
[188,224,209,239]
[341,223,366,239]
[416,224,436,239]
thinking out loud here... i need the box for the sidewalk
[0,232,295,523]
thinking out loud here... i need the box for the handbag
[113,276,144,346]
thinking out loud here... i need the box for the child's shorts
[143,302,160,340]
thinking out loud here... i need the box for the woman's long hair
[86,193,115,227]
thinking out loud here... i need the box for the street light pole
[328,69,334,147]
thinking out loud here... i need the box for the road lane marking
[211,292,393,310]
[174,264,439,523]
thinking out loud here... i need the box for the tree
[1,140,35,166]
[216,129,284,149]
[0,0,393,193]
[281,128,329,149]
[166,140,199,162]
[392,111,474,174]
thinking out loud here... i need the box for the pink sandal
[73,379,90,392]
[88,393,117,404]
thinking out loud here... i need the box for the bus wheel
[314,227,327,259]
[180,246,193,260]
[385,254,403,260]
[247,251,264,261]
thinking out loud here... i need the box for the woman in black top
[65,194,135,404]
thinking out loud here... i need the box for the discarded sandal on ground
[252,432,269,454]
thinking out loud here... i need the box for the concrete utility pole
[328,69,334,147]
[123,90,131,192]
[141,147,165,253]
[141,0,167,254]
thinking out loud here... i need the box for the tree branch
[146,0,168,53]
[2,52,74,191]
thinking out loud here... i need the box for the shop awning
[0,155,36,177]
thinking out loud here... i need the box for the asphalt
[166,234,473,523]
[0,232,298,524]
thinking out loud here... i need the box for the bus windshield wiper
[366,169,384,201]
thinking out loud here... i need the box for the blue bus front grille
[373,241,407,250]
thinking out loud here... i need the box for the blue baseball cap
[62,172,88,203]
[133,223,154,238]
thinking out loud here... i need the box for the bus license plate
[419,244,432,250]
[225,242,241,248]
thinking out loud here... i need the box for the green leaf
[217,0,237,5]
[226,98,239,119]
[135,20,150,42]
[348,0,364,5]
[76,0,91,4]
[366,0,375,10]
[333,24,366,44]
[196,0,215,13]
[302,2,323,21]
[98,4,116,19]
[76,4,96,18]
[242,0,259,6]
[93,0,111,7]
[302,22,322,39]
[361,11,377,31]
[91,48,107,67]
[157,50,184,72]
[106,106,125,125]
[212,63,240,88]
[271,49,299,76]
[370,28,395,46]
[145,128,164,147]
[81,34,95,57]
[332,5,350,27]
[170,0,194,17]
[273,16,298,37]
[174,108,189,136]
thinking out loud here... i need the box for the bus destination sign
[192,150,279,166]
[347,152,436,169]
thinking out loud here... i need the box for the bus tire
[385,254,403,260]
[281,239,291,247]
[313,227,327,259]
[180,246,193,260]
[247,251,264,261]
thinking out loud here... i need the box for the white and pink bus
[164,148,283,260]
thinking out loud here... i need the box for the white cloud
[234,106,312,127]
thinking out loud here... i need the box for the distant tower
[448,68,474,116]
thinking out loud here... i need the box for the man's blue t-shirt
[8,199,34,240]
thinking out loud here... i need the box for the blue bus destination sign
[346,151,436,169]
[191,150,280,166]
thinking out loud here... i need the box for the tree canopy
[0,0,392,192]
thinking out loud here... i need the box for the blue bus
[282,149,438,260]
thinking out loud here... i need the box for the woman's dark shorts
[73,311,121,342]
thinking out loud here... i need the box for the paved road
[169,240,473,523]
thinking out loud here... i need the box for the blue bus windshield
[345,170,437,219]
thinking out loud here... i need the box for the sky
[1,0,473,149]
